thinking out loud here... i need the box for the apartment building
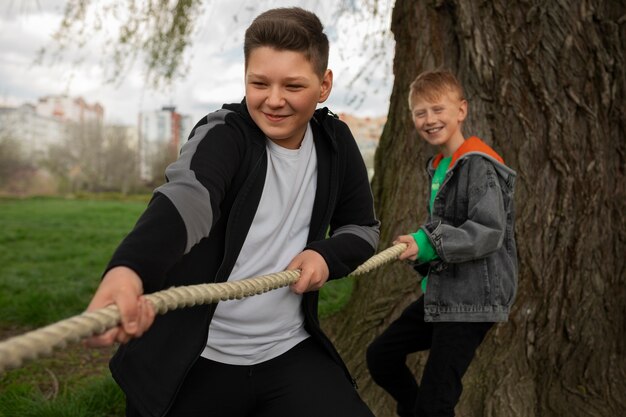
[36,95,104,125]
[0,103,65,159]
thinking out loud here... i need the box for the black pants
[127,338,374,417]
[366,296,493,417]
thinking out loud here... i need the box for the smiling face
[245,46,333,149]
[411,89,467,156]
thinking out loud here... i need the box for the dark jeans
[126,337,374,417]
[366,296,493,417]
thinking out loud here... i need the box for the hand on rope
[0,243,407,374]
[85,266,156,347]
[287,249,330,294]
[393,235,420,261]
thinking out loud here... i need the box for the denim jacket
[415,137,518,322]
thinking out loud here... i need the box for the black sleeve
[105,192,186,294]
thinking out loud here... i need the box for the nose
[266,87,285,108]
[424,110,435,125]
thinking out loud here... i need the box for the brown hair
[244,7,329,78]
[408,69,465,107]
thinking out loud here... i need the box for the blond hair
[408,70,465,108]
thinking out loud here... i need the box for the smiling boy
[85,7,379,417]
[366,70,518,417]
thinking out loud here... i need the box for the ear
[318,69,333,103]
[458,99,468,123]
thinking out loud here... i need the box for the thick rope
[0,243,407,374]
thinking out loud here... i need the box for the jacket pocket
[435,260,490,308]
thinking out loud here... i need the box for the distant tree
[43,120,105,192]
[43,120,146,193]
[0,135,34,190]
[145,140,178,188]
[101,125,141,194]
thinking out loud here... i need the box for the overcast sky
[0,0,395,126]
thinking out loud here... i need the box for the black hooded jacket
[106,100,380,417]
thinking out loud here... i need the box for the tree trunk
[325,1,626,415]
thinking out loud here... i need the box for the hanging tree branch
[40,0,204,88]
[37,0,394,101]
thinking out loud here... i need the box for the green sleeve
[411,229,439,263]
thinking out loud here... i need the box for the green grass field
[0,196,354,416]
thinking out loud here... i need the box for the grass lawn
[0,196,354,416]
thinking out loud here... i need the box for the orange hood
[432,136,504,169]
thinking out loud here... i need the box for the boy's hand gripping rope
[0,243,407,374]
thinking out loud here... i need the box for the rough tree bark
[325,1,626,416]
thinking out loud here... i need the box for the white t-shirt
[201,124,316,365]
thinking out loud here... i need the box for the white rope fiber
[0,243,407,373]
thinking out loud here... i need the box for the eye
[250,81,267,88]
[414,111,426,118]
[433,107,444,113]
[286,84,304,91]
